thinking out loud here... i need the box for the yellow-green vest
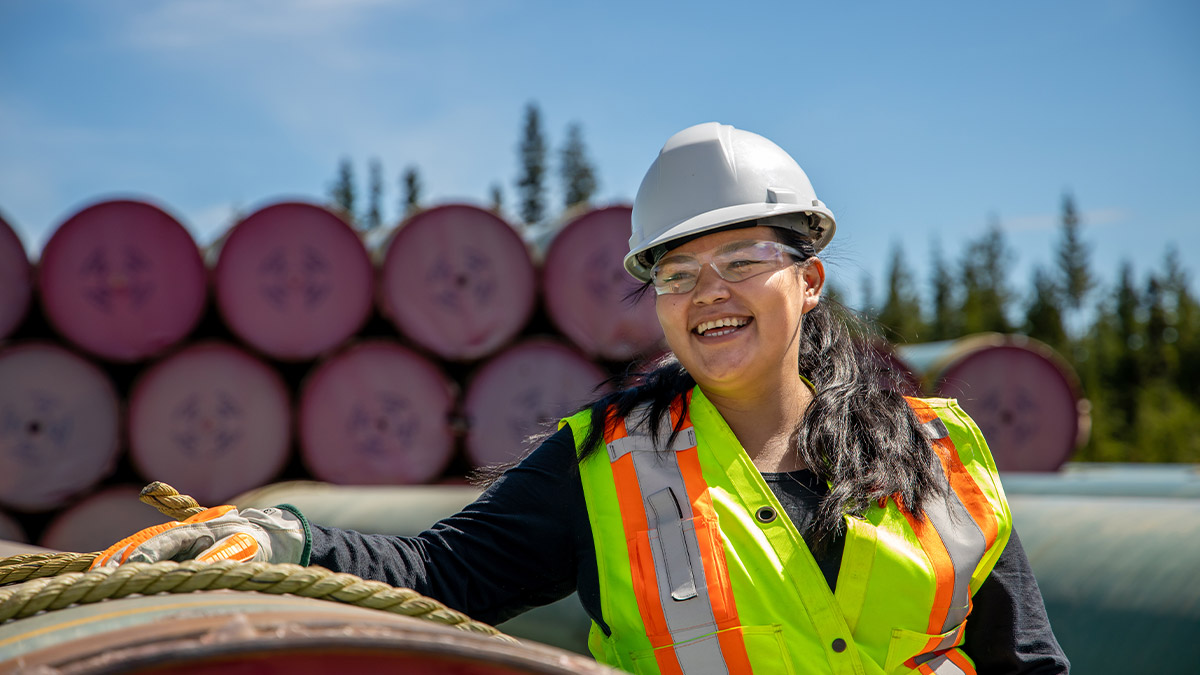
[561,387,1011,675]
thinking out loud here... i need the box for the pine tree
[1144,275,1169,380]
[1163,248,1200,398]
[1024,266,1067,353]
[363,158,383,231]
[401,166,421,217]
[329,157,356,226]
[1110,262,1142,440]
[489,183,504,214]
[927,239,957,340]
[859,274,877,322]
[516,102,548,230]
[1056,193,1093,339]
[561,122,598,209]
[876,241,925,343]
[958,219,1013,334]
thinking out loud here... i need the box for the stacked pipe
[0,198,1090,550]
[0,200,665,551]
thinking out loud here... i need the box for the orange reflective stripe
[674,416,754,673]
[608,413,685,675]
[900,502,957,649]
[932,436,998,549]
[654,649,686,675]
[607,400,751,675]
[946,648,976,674]
[905,398,999,552]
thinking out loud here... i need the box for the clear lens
[651,241,803,295]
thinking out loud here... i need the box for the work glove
[90,504,309,570]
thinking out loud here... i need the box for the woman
[95,123,1069,674]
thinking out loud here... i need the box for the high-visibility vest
[561,387,1011,675]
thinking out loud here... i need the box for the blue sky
[2,0,1197,312]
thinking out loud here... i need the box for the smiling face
[654,225,824,397]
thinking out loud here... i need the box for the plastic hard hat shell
[625,122,836,282]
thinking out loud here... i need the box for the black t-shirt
[310,426,1069,673]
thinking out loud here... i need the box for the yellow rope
[0,559,508,638]
[137,481,206,521]
[0,481,196,587]
[0,483,511,641]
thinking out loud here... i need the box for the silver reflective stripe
[920,417,949,441]
[608,427,697,461]
[922,652,970,674]
[614,406,730,674]
[675,634,727,673]
[922,464,987,632]
[919,409,987,636]
[647,488,698,601]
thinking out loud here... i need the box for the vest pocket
[628,624,793,675]
[884,621,967,673]
[626,513,736,637]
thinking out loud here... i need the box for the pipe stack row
[0,199,1088,553]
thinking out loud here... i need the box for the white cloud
[122,0,419,50]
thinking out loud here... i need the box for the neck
[699,371,813,473]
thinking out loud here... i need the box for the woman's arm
[308,427,586,626]
[964,529,1070,673]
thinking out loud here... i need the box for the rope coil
[0,483,511,641]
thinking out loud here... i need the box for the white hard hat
[624,122,836,282]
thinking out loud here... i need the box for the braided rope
[0,559,509,639]
[0,482,197,587]
[137,481,206,521]
[0,483,511,641]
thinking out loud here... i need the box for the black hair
[575,224,945,548]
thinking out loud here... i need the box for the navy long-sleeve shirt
[310,426,1069,673]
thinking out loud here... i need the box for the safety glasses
[650,240,806,295]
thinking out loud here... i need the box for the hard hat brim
[623,202,836,282]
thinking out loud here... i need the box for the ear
[800,258,825,314]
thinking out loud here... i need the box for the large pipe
[233,481,593,656]
[897,334,1088,471]
[233,480,1200,671]
[0,589,619,674]
[1010,494,1200,674]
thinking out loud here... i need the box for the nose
[690,261,729,304]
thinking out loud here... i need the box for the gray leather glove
[90,504,309,569]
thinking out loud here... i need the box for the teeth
[695,317,749,335]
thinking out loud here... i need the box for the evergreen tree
[402,166,422,217]
[859,274,877,322]
[1162,248,1200,398]
[363,158,383,231]
[1109,262,1142,440]
[489,183,504,214]
[1144,275,1169,380]
[1024,266,1067,353]
[560,122,598,209]
[516,102,548,230]
[958,219,1013,334]
[927,239,957,340]
[876,241,925,343]
[1056,192,1094,337]
[329,157,356,226]
[1057,193,1093,310]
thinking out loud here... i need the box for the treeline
[321,104,1198,465]
[860,195,1200,464]
[325,102,598,236]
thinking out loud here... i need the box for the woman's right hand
[90,504,307,569]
